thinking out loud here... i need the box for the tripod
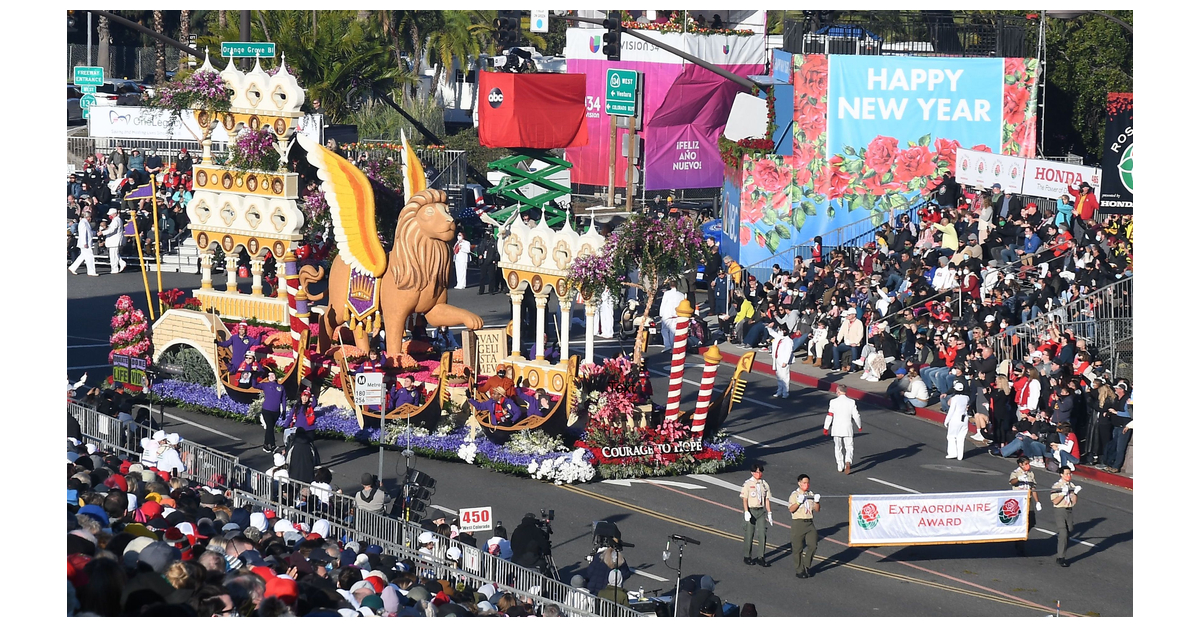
[664,534,700,617]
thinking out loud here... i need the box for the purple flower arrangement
[150,380,744,482]
[228,128,281,173]
[144,69,232,118]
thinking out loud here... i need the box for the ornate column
[584,298,597,365]
[690,345,723,437]
[663,300,694,422]
[250,258,265,296]
[559,298,571,363]
[510,291,523,358]
[534,294,548,361]
[225,255,239,293]
[199,252,214,290]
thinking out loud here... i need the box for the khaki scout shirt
[741,478,771,509]
[788,489,815,520]
[1051,479,1078,508]
[1009,468,1037,492]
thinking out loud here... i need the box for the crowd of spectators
[701,176,1134,474]
[68,146,195,269]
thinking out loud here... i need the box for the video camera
[533,508,555,535]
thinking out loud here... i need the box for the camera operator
[510,512,552,573]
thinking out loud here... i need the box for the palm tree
[424,11,488,93]
[179,10,191,68]
[153,10,166,83]
[97,13,111,76]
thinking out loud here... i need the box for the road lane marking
[687,474,789,507]
[602,479,706,489]
[68,343,112,348]
[629,569,669,582]
[1034,527,1097,548]
[867,478,923,494]
[431,505,458,515]
[731,435,768,447]
[557,483,1071,616]
[650,368,780,409]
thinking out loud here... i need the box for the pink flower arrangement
[109,295,152,365]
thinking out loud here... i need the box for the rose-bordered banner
[848,490,1030,546]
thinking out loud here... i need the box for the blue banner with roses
[731,54,1038,270]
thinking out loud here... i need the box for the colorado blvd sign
[605,68,640,117]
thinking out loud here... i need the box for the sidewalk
[714,342,1133,491]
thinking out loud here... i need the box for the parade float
[134,55,747,483]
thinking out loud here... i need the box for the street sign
[220,41,277,58]
[458,506,494,533]
[73,66,104,86]
[531,9,549,33]
[80,85,97,94]
[353,372,385,406]
[80,94,97,109]
[605,68,639,117]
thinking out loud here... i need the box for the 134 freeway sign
[605,68,640,117]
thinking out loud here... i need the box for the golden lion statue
[296,135,483,367]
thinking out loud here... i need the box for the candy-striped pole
[690,345,723,436]
[663,299,694,422]
[283,251,308,380]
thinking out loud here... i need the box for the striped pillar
[663,299,694,422]
[690,345,723,437]
[283,251,308,380]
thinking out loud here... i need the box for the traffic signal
[67,10,78,33]
[602,11,622,61]
[495,10,522,50]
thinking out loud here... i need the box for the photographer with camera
[510,512,553,575]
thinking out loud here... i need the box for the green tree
[1041,11,1133,160]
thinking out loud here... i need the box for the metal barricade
[69,400,142,458]
[178,439,240,488]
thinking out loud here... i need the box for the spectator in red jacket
[1067,182,1098,222]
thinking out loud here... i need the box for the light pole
[1045,10,1133,34]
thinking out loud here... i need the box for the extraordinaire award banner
[848,490,1031,546]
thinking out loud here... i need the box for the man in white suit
[769,323,794,398]
[69,209,99,276]
[100,208,126,273]
[823,385,862,474]
[452,232,471,289]
[943,380,972,460]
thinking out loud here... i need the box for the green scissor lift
[485,151,572,229]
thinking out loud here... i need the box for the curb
[717,349,1132,491]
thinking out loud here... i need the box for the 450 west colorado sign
[849,490,1030,546]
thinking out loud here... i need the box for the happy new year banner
[848,491,1031,546]
[732,54,1038,270]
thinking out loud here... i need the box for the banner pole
[150,177,164,317]
[127,207,156,322]
[607,115,617,207]
[626,113,637,213]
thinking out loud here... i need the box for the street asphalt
[67,262,1133,617]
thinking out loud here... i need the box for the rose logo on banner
[992,160,1002,177]
[998,498,1022,525]
[961,156,970,173]
[1010,164,1021,181]
[976,159,985,175]
[857,503,880,530]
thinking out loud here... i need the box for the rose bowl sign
[848,490,1030,546]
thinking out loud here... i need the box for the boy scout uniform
[1050,477,1079,562]
[788,489,818,575]
[741,477,771,561]
[1009,466,1038,526]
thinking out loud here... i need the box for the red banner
[478,73,588,149]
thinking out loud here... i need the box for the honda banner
[848,490,1030,546]
[1100,92,1133,214]
[954,148,1026,193]
[1020,158,1102,201]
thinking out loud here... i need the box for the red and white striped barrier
[283,252,309,381]
[690,345,723,436]
[663,300,694,422]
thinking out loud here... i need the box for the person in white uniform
[658,280,686,347]
[100,208,127,273]
[943,380,971,460]
[452,232,471,289]
[769,323,794,398]
[598,289,615,339]
[823,385,861,474]
[69,209,99,276]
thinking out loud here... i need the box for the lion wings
[296,133,388,277]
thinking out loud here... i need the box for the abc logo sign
[488,87,504,109]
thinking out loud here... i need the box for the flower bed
[149,378,744,484]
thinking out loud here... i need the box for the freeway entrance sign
[605,68,640,117]
[73,66,104,86]
[220,41,276,58]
